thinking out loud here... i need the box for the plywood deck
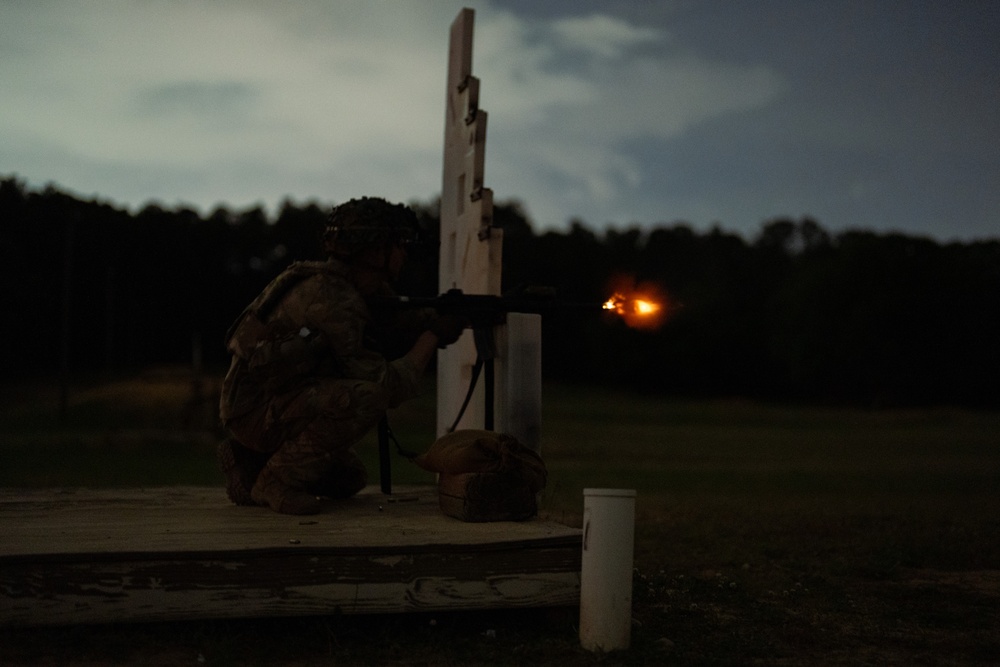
[0,486,581,626]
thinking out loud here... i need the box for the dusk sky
[2,1,997,241]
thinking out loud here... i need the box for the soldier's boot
[217,437,270,506]
[251,466,322,515]
[306,449,369,499]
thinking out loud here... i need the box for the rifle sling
[448,355,484,434]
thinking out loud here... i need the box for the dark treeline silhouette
[2,176,998,408]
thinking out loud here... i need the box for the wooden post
[437,8,542,452]
[438,8,501,435]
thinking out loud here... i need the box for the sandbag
[414,429,547,493]
[438,471,538,522]
[414,430,547,522]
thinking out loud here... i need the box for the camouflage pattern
[323,197,421,258]
[219,258,422,496]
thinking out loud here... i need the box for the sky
[2,0,998,242]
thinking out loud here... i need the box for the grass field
[2,370,999,665]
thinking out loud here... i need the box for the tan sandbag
[414,429,547,494]
[438,471,538,522]
[415,430,547,522]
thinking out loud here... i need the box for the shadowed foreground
[2,374,998,665]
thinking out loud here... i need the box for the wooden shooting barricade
[2,8,579,630]
[0,485,581,626]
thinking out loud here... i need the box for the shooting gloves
[429,314,468,348]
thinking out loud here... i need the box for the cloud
[472,7,786,226]
[0,0,786,226]
[1,1,457,203]
[549,14,664,59]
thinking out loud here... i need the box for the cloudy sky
[2,0,997,241]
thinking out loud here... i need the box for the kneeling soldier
[218,197,465,514]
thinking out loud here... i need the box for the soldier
[217,197,466,515]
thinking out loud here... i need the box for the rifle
[377,286,595,327]
[371,287,601,494]
[371,286,671,493]
[376,285,601,425]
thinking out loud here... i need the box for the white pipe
[579,488,636,652]
[496,313,543,452]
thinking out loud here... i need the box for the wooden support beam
[436,9,544,452]
[438,8,502,435]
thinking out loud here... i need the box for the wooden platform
[0,486,581,626]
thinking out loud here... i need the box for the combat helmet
[323,197,420,259]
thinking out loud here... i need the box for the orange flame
[602,280,670,330]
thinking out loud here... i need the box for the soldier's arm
[303,279,426,407]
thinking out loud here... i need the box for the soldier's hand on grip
[429,314,469,348]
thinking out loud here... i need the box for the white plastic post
[495,313,542,452]
[579,488,636,653]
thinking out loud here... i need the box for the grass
[2,370,999,665]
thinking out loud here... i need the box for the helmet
[323,197,420,258]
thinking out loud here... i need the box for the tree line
[2,176,997,408]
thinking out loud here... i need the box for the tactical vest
[225,261,338,391]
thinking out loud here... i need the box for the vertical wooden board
[438,7,502,436]
[437,200,501,434]
[446,8,474,103]
[440,86,493,292]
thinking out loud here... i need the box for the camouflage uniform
[219,258,422,501]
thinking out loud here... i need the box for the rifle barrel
[373,292,602,317]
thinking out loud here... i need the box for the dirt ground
[629,564,1000,665]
